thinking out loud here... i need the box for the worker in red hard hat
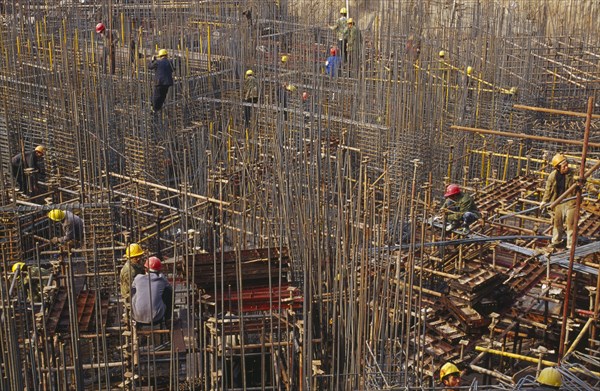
[95,22,120,74]
[540,153,576,249]
[131,256,173,327]
[325,47,341,77]
[441,184,480,233]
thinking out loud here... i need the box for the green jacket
[542,169,575,206]
[443,192,480,222]
[333,17,348,41]
[120,260,145,301]
[347,25,361,53]
[243,76,259,101]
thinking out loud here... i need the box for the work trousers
[551,201,576,248]
[152,85,171,111]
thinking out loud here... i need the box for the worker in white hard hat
[11,145,46,195]
[243,69,259,128]
[540,153,575,249]
[148,49,174,112]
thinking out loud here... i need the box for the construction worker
[131,257,173,327]
[243,69,259,128]
[439,362,461,391]
[528,367,562,390]
[442,184,480,233]
[48,209,84,246]
[12,262,52,302]
[120,243,146,304]
[346,18,362,76]
[330,7,348,62]
[11,145,45,195]
[325,47,341,77]
[96,22,119,74]
[540,153,576,249]
[148,49,174,112]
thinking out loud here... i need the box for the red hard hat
[302,92,309,101]
[145,256,162,271]
[444,184,461,197]
[330,47,336,56]
[95,23,106,33]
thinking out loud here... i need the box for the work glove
[539,202,547,210]
[50,237,59,244]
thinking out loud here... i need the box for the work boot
[549,240,566,249]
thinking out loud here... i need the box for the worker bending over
[47,209,84,246]
[12,262,52,302]
[442,184,480,233]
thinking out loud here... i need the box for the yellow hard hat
[551,153,567,168]
[347,18,354,24]
[466,66,473,75]
[537,367,562,387]
[125,243,144,258]
[12,262,26,273]
[439,50,446,58]
[158,49,168,58]
[35,145,46,154]
[48,209,66,222]
[281,55,288,64]
[440,362,460,381]
[245,69,254,78]
[340,7,347,14]
[285,84,297,92]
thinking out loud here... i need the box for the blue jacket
[131,272,173,324]
[325,55,341,77]
[149,58,174,86]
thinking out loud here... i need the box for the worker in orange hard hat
[11,145,46,195]
[441,184,480,234]
[439,362,461,390]
[540,153,576,249]
[95,22,120,74]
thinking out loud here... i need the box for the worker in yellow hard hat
[148,48,174,112]
[11,145,46,195]
[120,243,146,305]
[243,69,259,128]
[532,367,562,390]
[439,362,461,390]
[48,209,84,246]
[346,17,362,77]
[540,153,575,250]
[11,262,52,302]
[329,7,348,62]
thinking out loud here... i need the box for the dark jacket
[60,211,84,243]
[11,151,44,173]
[149,58,174,86]
[131,272,173,324]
